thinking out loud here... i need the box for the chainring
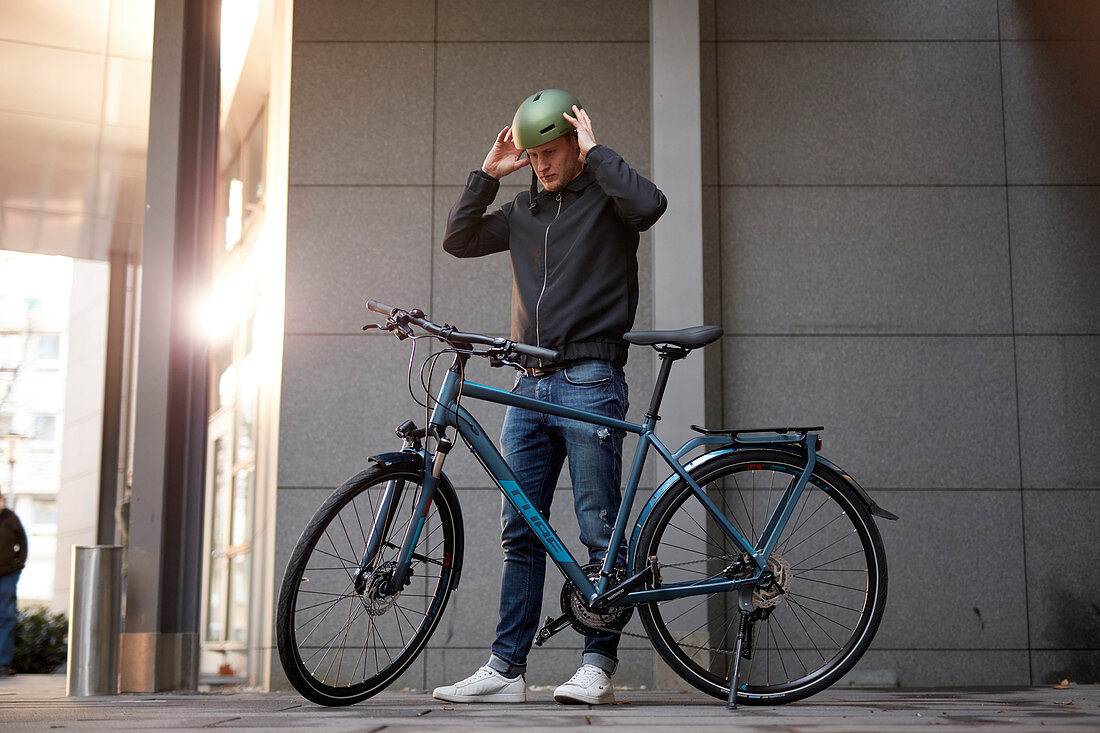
[559,563,634,637]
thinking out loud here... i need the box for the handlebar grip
[512,342,561,363]
[366,299,396,315]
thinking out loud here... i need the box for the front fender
[366,450,466,590]
[627,446,896,570]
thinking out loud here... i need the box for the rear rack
[690,425,823,438]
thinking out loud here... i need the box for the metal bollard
[67,545,123,696]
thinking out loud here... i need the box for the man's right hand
[481,126,530,179]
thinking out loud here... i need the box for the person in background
[0,488,28,676]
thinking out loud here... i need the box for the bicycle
[276,301,897,709]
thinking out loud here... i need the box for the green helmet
[510,89,582,150]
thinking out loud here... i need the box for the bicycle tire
[635,448,887,705]
[276,463,462,706]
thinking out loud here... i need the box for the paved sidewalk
[1,673,1098,732]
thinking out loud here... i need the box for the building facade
[273,0,1099,689]
[2,0,1096,694]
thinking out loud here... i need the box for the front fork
[353,425,452,596]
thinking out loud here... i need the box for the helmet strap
[528,167,539,212]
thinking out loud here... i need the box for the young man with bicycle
[433,89,666,704]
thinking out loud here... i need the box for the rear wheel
[636,449,887,705]
[276,464,461,706]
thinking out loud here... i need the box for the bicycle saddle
[623,325,723,349]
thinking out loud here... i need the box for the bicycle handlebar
[365,300,561,363]
[366,299,396,316]
[509,341,560,362]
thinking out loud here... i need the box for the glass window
[245,109,266,208]
[235,356,256,464]
[36,334,61,360]
[230,468,252,547]
[205,556,228,642]
[222,155,243,250]
[33,415,57,442]
[227,552,251,643]
[32,498,57,525]
[211,437,231,548]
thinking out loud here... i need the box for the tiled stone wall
[276,0,1099,692]
[705,0,1099,686]
[277,0,656,689]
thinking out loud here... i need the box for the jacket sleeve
[15,514,27,565]
[441,170,511,258]
[585,144,668,232]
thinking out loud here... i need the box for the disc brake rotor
[363,560,402,617]
[752,553,792,608]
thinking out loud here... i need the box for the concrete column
[650,0,705,448]
[121,0,218,692]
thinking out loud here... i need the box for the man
[433,90,666,705]
[0,489,28,676]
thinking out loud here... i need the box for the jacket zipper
[534,192,563,366]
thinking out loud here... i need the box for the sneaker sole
[433,690,527,703]
[553,690,614,705]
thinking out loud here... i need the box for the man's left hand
[563,105,596,162]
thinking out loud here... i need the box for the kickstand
[726,587,755,710]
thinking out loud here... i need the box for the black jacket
[442,144,667,366]
[0,507,28,577]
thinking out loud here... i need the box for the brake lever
[488,351,526,371]
[362,321,411,340]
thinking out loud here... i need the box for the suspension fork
[379,357,464,595]
[384,440,452,595]
[353,474,407,595]
[353,421,439,594]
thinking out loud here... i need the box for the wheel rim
[283,472,455,699]
[642,457,883,699]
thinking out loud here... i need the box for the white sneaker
[432,666,526,703]
[553,664,615,705]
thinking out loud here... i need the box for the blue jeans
[488,359,628,677]
[0,570,19,668]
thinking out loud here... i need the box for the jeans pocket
[563,360,614,386]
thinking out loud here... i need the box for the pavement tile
[1,674,1099,731]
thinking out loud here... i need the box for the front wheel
[635,449,887,705]
[276,463,462,706]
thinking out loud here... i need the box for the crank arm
[534,614,572,647]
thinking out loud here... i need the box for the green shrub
[13,607,68,674]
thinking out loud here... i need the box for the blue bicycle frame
[376,354,821,609]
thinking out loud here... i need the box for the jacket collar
[564,167,595,193]
[535,167,594,200]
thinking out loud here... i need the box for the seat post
[644,347,689,430]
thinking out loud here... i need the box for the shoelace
[567,666,603,687]
[464,667,495,684]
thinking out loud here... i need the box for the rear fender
[627,446,896,570]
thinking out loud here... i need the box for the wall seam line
[996,0,1033,686]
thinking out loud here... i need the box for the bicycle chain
[572,556,741,656]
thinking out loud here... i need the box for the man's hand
[481,126,530,179]
[563,105,597,162]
